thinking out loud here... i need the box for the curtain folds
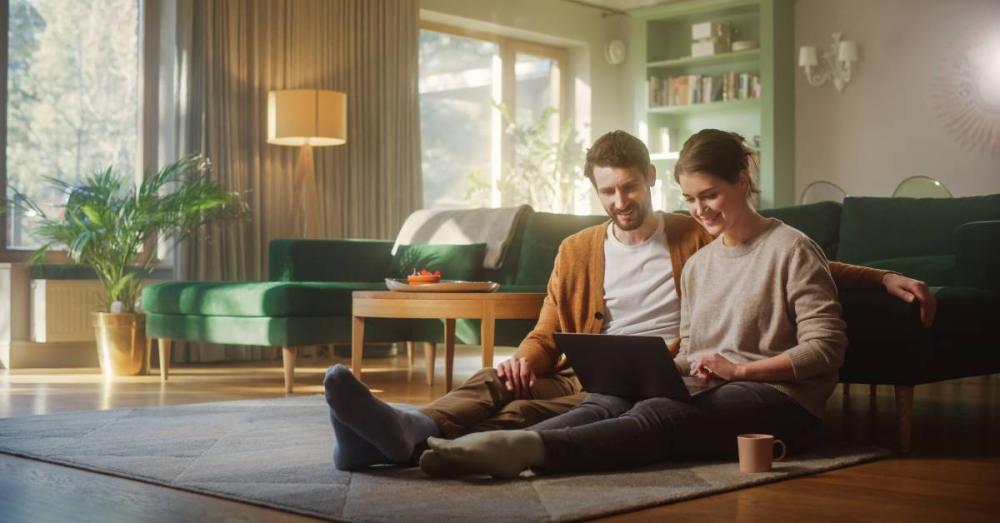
[165,0,421,362]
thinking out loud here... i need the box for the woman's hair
[584,130,651,182]
[673,129,760,195]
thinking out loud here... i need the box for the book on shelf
[648,71,761,109]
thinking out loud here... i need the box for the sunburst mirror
[934,27,1000,155]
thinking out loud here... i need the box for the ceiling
[569,0,679,13]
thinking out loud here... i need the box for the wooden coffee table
[351,291,545,391]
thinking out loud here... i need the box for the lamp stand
[286,144,322,238]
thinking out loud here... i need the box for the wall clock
[606,39,627,65]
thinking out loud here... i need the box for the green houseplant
[466,103,585,212]
[4,156,244,375]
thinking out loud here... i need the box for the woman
[417,129,848,479]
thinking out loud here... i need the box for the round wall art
[933,26,1000,155]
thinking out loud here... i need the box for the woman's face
[678,170,750,237]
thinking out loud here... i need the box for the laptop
[554,332,726,400]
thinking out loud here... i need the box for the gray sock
[323,364,440,463]
[421,431,545,479]
[327,407,391,470]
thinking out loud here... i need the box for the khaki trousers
[419,367,586,438]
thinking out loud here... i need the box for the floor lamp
[267,89,347,237]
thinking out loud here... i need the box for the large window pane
[514,52,558,131]
[6,0,140,249]
[419,30,498,209]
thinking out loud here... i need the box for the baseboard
[0,341,99,369]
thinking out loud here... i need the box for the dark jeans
[530,382,821,473]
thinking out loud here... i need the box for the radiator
[30,280,104,343]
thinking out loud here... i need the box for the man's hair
[583,130,651,182]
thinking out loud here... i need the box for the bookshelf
[631,0,795,210]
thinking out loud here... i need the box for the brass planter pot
[93,313,146,376]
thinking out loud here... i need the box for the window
[419,24,575,212]
[418,29,499,209]
[3,0,141,251]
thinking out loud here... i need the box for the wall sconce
[798,32,858,93]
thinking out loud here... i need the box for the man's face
[591,165,656,231]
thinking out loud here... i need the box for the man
[323,130,936,470]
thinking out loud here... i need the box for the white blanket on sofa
[392,205,531,269]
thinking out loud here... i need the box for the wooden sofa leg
[282,346,297,394]
[894,384,914,454]
[158,339,172,382]
[424,342,436,386]
[843,383,850,395]
[870,384,878,397]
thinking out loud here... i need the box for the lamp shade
[838,40,858,62]
[798,46,818,67]
[267,89,347,146]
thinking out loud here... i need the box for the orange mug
[737,433,786,473]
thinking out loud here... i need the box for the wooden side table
[351,291,545,391]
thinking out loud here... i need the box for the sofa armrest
[268,239,394,282]
[839,289,924,343]
[956,221,1000,292]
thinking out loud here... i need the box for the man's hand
[690,354,740,381]
[495,357,536,399]
[882,273,937,328]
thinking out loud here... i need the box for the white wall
[418,0,632,143]
[795,0,1000,199]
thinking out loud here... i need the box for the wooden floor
[1,345,998,522]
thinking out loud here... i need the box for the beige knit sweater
[674,219,847,418]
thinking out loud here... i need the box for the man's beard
[611,203,647,231]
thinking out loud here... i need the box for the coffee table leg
[351,315,365,381]
[424,342,436,386]
[480,302,496,369]
[444,319,456,392]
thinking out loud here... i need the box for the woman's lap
[533,382,819,473]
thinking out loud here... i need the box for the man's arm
[829,261,936,327]
[497,245,569,398]
[510,249,565,376]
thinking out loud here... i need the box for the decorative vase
[93,313,146,376]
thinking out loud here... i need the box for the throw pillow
[388,243,487,281]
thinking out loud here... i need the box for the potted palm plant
[5,156,244,376]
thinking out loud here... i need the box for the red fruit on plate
[408,268,441,284]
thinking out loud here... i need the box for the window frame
[418,21,570,209]
[0,0,158,265]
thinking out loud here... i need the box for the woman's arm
[691,352,795,381]
[695,237,847,383]
[673,265,694,374]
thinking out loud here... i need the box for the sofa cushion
[387,243,487,281]
[837,195,1000,264]
[514,212,606,285]
[759,201,841,260]
[142,281,386,317]
[863,255,957,287]
[269,239,394,282]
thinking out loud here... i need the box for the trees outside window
[4,0,140,250]
[419,25,584,213]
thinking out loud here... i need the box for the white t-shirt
[601,213,681,344]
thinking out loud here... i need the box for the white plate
[384,278,500,293]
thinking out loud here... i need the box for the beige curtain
[167,0,421,362]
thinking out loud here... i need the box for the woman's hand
[690,354,741,381]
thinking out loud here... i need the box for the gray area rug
[0,395,889,522]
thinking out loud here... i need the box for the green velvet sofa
[143,195,1000,451]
